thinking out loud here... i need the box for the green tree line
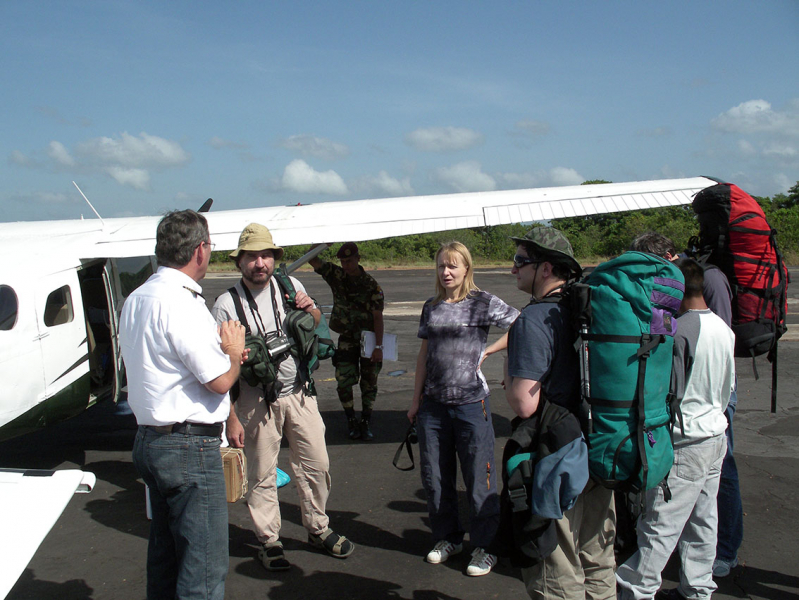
[212,181,799,267]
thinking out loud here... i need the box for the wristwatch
[374,345,383,349]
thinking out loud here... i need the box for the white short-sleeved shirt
[119,266,232,426]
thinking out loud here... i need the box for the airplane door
[0,280,46,437]
[102,262,122,401]
[35,269,91,424]
[106,256,157,400]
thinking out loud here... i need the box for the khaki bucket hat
[510,226,582,277]
[229,223,284,260]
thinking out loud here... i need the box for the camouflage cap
[336,242,359,259]
[510,226,582,277]
[229,223,284,260]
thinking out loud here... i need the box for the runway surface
[3,267,798,600]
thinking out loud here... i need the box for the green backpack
[573,251,684,492]
[273,266,336,372]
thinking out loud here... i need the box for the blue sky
[2,1,798,222]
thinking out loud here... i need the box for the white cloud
[513,120,550,138]
[105,166,151,191]
[9,150,33,166]
[279,134,349,160]
[497,167,585,189]
[280,159,348,195]
[76,132,190,168]
[405,127,483,152]
[434,161,496,192]
[712,99,799,137]
[636,126,671,138]
[47,141,75,166]
[549,167,585,187]
[737,139,756,155]
[763,142,797,158]
[209,136,249,150]
[36,191,72,205]
[355,171,414,197]
[15,132,191,190]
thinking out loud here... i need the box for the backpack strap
[228,287,251,334]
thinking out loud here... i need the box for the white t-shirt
[672,308,736,443]
[119,267,232,426]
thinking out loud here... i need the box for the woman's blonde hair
[433,241,479,303]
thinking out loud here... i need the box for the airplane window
[44,285,74,327]
[0,285,18,330]
[116,257,155,298]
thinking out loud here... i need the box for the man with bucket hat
[309,242,385,441]
[502,227,617,599]
[212,223,354,571]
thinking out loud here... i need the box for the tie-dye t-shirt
[418,291,519,405]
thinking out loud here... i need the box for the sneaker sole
[426,548,462,564]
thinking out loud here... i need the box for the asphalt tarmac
[3,267,798,600]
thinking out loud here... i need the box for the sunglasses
[512,254,540,269]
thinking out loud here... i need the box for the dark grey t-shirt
[418,291,519,405]
[507,300,579,412]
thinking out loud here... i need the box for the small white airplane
[0,175,716,596]
[0,176,717,443]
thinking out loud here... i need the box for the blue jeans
[133,426,229,600]
[417,396,499,549]
[716,389,743,563]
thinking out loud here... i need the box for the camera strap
[237,280,276,339]
[392,424,417,471]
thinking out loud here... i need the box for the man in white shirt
[616,259,735,600]
[120,210,246,600]
[212,223,354,572]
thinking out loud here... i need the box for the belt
[147,422,224,437]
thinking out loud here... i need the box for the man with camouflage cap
[309,242,385,441]
[503,227,617,599]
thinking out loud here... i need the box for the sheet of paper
[361,330,398,361]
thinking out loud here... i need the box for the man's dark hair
[629,232,677,258]
[678,258,704,299]
[519,243,573,281]
[155,210,209,268]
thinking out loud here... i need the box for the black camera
[407,424,418,444]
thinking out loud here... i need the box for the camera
[266,333,291,359]
[407,424,418,444]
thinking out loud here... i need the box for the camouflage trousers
[333,336,381,412]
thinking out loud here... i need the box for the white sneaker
[466,547,497,576]
[426,540,463,564]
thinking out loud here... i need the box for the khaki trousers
[522,479,616,600]
[236,388,331,544]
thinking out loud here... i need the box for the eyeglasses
[203,241,216,251]
[512,254,540,269]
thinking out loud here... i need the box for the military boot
[345,408,361,440]
[360,416,375,442]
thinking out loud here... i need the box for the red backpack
[692,181,790,410]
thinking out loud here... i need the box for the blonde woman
[408,242,519,577]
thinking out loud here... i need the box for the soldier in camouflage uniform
[309,242,384,440]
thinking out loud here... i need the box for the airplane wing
[0,176,717,261]
[0,468,96,599]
